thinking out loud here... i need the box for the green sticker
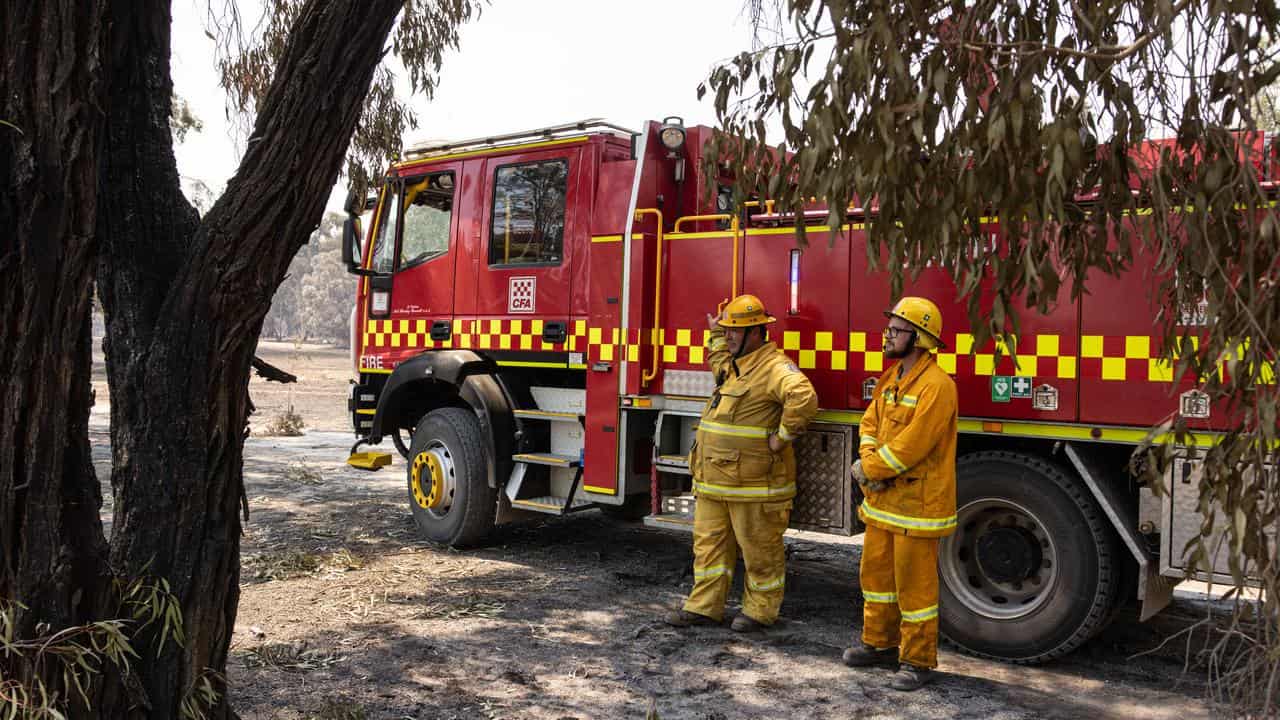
[1012,376,1033,398]
[991,375,1012,403]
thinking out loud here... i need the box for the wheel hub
[976,526,1042,584]
[410,445,455,512]
[939,498,1059,620]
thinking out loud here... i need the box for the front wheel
[406,407,496,547]
[938,451,1122,664]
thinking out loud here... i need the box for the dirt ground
[88,341,1225,719]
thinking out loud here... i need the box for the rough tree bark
[94,0,404,715]
[0,0,112,698]
[4,0,403,717]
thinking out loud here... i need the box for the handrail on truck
[633,208,664,387]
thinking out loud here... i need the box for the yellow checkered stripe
[585,326,646,363]
[363,319,648,365]
[782,330,849,371]
[655,327,711,365]
[364,318,457,351]
[850,332,1245,383]
[363,318,592,354]
[361,322,1264,384]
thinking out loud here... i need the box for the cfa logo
[509,276,536,313]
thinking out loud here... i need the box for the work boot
[730,613,767,633]
[888,664,933,691]
[664,608,718,628]
[841,643,898,668]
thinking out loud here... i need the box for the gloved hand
[852,460,889,493]
[768,432,787,453]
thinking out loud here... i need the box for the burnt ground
[87,341,1224,720]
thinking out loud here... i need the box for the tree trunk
[0,0,112,704]
[93,0,402,716]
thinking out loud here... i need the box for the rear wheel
[406,407,495,547]
[939,451,1121,664]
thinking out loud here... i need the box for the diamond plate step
[512,409,581,422]
[512,452,581,467]
[511,496,594,514]
[654,454,691,476]
[643,513,695,532]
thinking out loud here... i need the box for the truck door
[464,146,583,358]
[360,161,462,369]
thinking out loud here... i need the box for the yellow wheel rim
[410,451,446,509]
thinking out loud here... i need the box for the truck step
[511,495,595,514]
[654,454,691,476]
[662,493,696,516]
[347,451,392,471]
[643,513,695,532]
[512,452,581,468]
[512,409,582,423]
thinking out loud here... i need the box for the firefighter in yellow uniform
[664,294,819,632]
[843,296,958,692]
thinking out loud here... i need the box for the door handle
[430,320,452,341]
[542,321,566,344]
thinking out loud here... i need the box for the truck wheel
[406,407,495,547]
[938,451,1120,664]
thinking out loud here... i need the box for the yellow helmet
[885,296,945,350]
[719,294,777,327]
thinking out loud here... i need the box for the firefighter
[664,294,819,633]
[843,296,958,691]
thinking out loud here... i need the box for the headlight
[659,116,686,153]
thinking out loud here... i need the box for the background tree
[704,1,1279,714]
[262,249,312,340]
[299,247,357,346]
[262,212,351,343]
[2,1,475,717]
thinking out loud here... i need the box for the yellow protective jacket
[689,327,819,502]
[857,353,959,537]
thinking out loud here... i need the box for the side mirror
[342,216,375,277]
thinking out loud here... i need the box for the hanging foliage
[703,2,1279,714]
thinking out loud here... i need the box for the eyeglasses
[883,325,914,340]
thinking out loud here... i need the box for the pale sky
[170,0,778,213]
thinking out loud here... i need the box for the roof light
[659,116,686,153]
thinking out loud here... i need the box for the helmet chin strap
[733,326,763,359]
[730,326,762,376]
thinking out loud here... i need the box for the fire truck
[339,117,1254,665]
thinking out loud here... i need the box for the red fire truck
[339,117,1252,664]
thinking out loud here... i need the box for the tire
[938,451,1121,664]
[405,407,496,547]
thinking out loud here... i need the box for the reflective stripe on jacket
[857,353,958,537]
[689,327,819,502]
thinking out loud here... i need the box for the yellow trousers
[682,496,791,624]
[860,524,941,668]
